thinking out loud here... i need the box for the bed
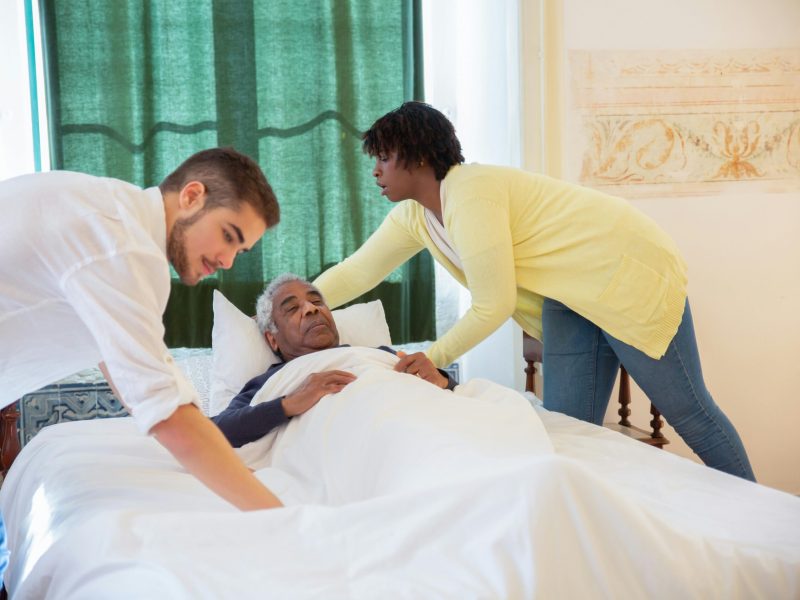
[1,295,799,599]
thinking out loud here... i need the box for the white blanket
[2,349,799,599]
[237,346,553,504]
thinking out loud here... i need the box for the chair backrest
[522,332,668,447]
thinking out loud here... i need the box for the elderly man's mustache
[304,316,333,333]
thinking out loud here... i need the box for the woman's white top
[0,171,198,432]
[423,196,463,271]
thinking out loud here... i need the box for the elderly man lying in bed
[212,273,552,505]
[212,273,458,448]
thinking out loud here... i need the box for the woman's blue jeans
[541,298,755,481]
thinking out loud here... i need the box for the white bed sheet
[2,347,799,599]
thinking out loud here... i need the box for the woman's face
[371,152,422,202]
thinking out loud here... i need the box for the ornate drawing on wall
[567,49,800,197]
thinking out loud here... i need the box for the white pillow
[209,290,392,416]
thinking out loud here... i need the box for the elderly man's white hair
[255,273,323,334]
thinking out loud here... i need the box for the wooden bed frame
[0,338,668,477]
[1,403,20,477]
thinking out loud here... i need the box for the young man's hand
[282,370,356,417]
[394,351,449,388]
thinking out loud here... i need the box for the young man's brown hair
[161,147,280,227]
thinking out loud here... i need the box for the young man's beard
[167,209,205,285]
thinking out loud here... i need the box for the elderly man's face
[265,280,339,361]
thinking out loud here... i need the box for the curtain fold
[40,0,434,347]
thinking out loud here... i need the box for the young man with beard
[0,148,285,541]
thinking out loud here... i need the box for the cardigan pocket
[597,254,668,325]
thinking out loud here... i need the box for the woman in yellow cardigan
[314,101,754,480]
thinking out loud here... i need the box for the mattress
[1,377,798,599]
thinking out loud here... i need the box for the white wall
[422,0,527,390]
[545,0,800,493]
[629,191,800,494]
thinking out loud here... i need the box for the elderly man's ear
[264,331,279,353]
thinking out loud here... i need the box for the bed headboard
[0,349,210,476]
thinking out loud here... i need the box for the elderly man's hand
[282,370,356,417]
[393,351,449,389]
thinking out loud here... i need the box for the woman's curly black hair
[362,101,464,180]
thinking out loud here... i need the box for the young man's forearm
[100,362,281,510]
[151,404,283,510]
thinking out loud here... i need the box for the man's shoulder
[32,171,149,220]
[334,344,395,355]
[37,170,141,193]
[244,361,287,389]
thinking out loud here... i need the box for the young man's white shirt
[0,171,199,432]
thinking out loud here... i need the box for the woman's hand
[394,351,448,388]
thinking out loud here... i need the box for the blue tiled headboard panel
[15,348,213,449]
[19,382,126,446]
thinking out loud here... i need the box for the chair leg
[649,404,665,440]
[524,359,537,395]
[617,367,632,427]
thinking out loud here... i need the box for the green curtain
[39,0,433,347]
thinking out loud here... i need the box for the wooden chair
[523,332,668,448]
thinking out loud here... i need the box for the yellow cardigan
[314,164,688,367]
